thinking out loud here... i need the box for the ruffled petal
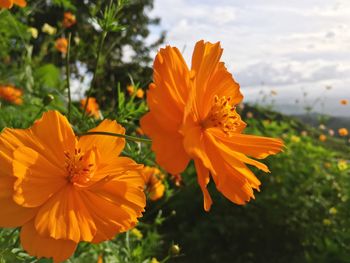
[191,40,243,120]
[203,131,256,205]
[35,186,97,243]
[78,119,125,163]
[141,113,190,174]
[81,176,146,243]
[0,139,37,227]
[13,146,67,208]
[0,192,37,227]
[210,128,284,159]
[21,220,77,263]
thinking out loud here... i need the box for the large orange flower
[0,111,145,262]
[0,85,23,105]
[141,40,284,211]
[0,0,26,8]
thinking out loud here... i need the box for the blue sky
[148,0,350,116]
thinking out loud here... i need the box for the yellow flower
[55,38,68,54]
[28,27,38,39]
[140,40,284,211]
[151,258,160,263]
[323,219,331,226]
[319,134,326,142]
[0,111,146,262]
[41,23,57,35]
[290,135,300,143]
[329,207,337,215]
[338,128,348,137]
[0,85,23,105]
[142,166,165,201]
[338,160,348,171]
[130,228,143,240]
[0,0,26,8]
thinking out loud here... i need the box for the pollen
[202,95,246,136]
[64,148,96,186]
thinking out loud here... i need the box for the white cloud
[148,0,350,116]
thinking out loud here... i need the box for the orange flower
[140,40,284,211]
[338,128,349,137]
[0,111,145,262]
[0,0,26,8]
[142,166,165,201]
[340,99,348,105]
[136,88,144,99]
[319,134,327,142]
[55,38,68,54]
[127,85,135,95]
[0,85,23,105]
[80,97,101,119]
[62,12,76,28]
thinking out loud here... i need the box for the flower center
[64,148,96,186]
[202,95,245,136]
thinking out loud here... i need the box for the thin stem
[66,33,72,121]
[78,131,152,143]
[81,31,107,120]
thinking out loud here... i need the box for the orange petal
[0,139,37,227]
[141,113,190,174]
[0,0,13,8]
[21,220,77,263]
[78,119,125,163]
[0,194,37,228]
[152,46,190,113]
[203,132,256,205]
[191,40,243,120]
[13,146,67,208]
[81,183,145,243]
[35,186,97,243]
[13,0,26,7]
[210,128,284,159]
[194,159,213,211]
[182,125,213,171]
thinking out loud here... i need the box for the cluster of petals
[0,0,26,8]
[141,40,284,211]
[62,12,76,28]
[80,97,101,119]
[0,111,146,262]
[55,38,68,54]
[0,85,23,105]
[338,128,349,137]
[142,166,165,201]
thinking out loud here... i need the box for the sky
[147,0,350,116]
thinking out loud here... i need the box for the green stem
[66,33,72,121]
[81,31,107,120]
[78,131,152,143]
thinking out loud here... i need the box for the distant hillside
[292,113,350,130]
